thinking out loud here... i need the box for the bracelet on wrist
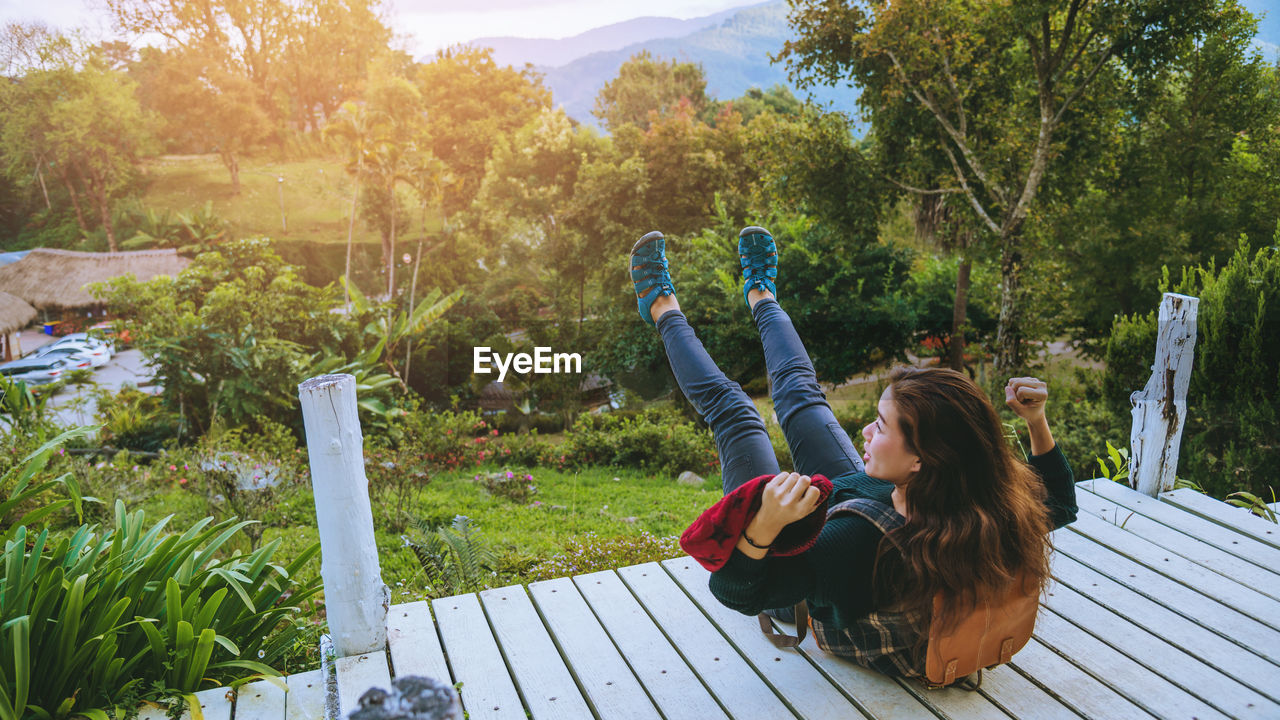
[742,531,772,550]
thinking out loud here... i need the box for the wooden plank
[1032,607,1228,719]
[1076,489,1280,599]
[573,570,729,720]
[616,562,795,720]
[234,680,287,720]
[1042,574,1276,718]
[284,669,327,720]
[1083,481,1280,571]
[766,612,1008,720]
[778,627,939,720]
[1160,487,1280,550]
[1009,638,1156,720]
[969,665,1081,720]
[1055,524,1280,665]
[335,651,392,717]
[528,576,661,719]
[387,600,451,682]
[1051,551,1280,701]
[662,557,938,720]
[1063,512,1280,633]
[479,584,594,720]
[432,593,526,720]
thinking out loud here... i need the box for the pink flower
[505,471,514,479]
[169,465,177,471]
[178,478,188,485]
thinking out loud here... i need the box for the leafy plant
[401,515,496,596]
[1226,489,1278,524]
[1,426,94,543]
[0,377,52,436]
[1096,441,1131,484]
[0,501,321,719]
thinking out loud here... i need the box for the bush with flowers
[475,468,538,504]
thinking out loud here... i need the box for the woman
[630,226,1077,677]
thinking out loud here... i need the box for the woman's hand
[735,472,822,559]
[1005,377,1048,423]
[755,472,822,532]
[1005,377,1055,455]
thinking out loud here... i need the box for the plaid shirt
[809,498,927,678]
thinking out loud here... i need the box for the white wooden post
[299,374,389,656]
[1129,293,1200,497]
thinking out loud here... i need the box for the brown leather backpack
[758,498,1039,688]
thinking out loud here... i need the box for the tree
[782,0,1218,372]
[134,45,270,192]
[1042,3,1280,342]
[324,100,380,304]
[475,108,607,328]
[415,46,551,221]
[593,51,710,131]
[0,56,153,251]
[282,0,393,130]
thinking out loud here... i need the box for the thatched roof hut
[0,291,36,335]
[0,248,190,311]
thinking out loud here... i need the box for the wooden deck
[153,480,1280,719]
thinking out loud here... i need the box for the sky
[0,0,756,55]
[0,0,1273,60]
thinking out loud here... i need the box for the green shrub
[530,531,682,581]
[561,407,718,476]
[0,503,321,719]
[94,386,182,452]
[493,429,558,467]
[1103,238,1280,497]
[1044,368,1125,480]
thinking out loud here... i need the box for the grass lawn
[140,154,440,245]
[133,462,721,599]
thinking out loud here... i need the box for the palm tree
[323,101,383,307]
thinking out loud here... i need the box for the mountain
[471,5,751,69]
[533,1,860,127]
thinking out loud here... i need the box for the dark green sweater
[708,446,1077,630]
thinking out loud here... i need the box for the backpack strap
[827,498,906,546]
[757,499,906,649]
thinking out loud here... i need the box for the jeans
[656,298,865,495]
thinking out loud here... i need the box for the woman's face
[861,387,921,486]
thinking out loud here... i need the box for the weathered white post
[1129,293,1200,497]
[299,374,389,656]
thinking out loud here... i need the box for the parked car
[35,336,112,367]
[33,346,95,372]
[0,356,75,384]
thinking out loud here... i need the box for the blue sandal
[738,226,777,308]
[630,230,676,327]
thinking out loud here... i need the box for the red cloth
[680,473,833,572]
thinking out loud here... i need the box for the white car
[35,336,112,367]
[33,346,96,371]
[0,356,76,384]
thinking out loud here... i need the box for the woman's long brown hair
[872,366,1053,633]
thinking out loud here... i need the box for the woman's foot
[630,231,679,327]
[739,226,777,311]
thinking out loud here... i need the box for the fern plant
[401,515,496,597]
